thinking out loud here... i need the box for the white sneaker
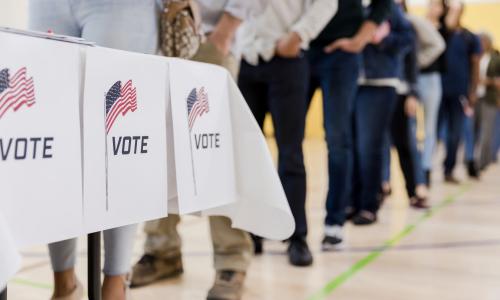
[322,225,345,251]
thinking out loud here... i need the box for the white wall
[0,0,28,29]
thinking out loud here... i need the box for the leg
[391,96,416,199]
[102,225,137,299]
[238,60,268,130]
[443,96,465,176]
[48,239,81,298]
[418,73,442,173]
[354,87,398,216]
[314,50,359,227]
[477,102,497,169]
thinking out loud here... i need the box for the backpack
[160,0,202,59]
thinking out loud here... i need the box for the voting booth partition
[0,29,295,297]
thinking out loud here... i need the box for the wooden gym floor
[7,139,500,300]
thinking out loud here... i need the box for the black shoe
[424,170,431,187]
[467,160,480,179]
[287,237,313,267]
[251,234,263,255]
[352,211,377,226]
[321,225,344,251]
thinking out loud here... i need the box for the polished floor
[7,139,500,300]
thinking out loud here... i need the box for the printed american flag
[187,87,209,131]
[0,67,35,120]
[105,80,137,134]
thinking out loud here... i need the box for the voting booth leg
[0,287,6,300]
[88,232,101,300]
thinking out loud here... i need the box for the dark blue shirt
[441,30,482,97]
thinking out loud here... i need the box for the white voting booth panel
[83,47,169,233]
[0,31,84,247]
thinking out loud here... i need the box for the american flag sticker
[187,87,209,131]
[0,67,35,120]
[186,86,210,196]
[105,80,137,134]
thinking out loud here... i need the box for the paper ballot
[0,212,22,290]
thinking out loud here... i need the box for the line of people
[26,0,499,299]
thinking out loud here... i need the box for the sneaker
[207,270,246,300]
[51,279,83,300]
[130,254,183,288]
[287,237,313,267]
[444,174,461,184]
[322,225,344,251]
[352,211,377,225]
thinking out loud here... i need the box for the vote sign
[168,58,237,213]
[83,47,169,232]
[0,31,84,247]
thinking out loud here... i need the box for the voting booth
[0,28,295,293]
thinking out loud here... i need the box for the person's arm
[208,0,268,56]
[376,6,414,56]
[208,12,242,56]
[408,15,446,68]
[325,0,392,53]
[277,0,339,58]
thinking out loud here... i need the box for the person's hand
[371,21,391,45]
[276,32,302,58]
[207,30,232,56]
[468,91,478,106]
[460,96,475,117]
[405,95,419,117]
[324,37,365,54]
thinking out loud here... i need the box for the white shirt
[238,0,338,65]
[478,53,491,98]
[196,0,268,34]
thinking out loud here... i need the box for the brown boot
[207,270,246,300]
[130,254,183,288]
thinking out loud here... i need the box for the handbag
[160,0,202,59]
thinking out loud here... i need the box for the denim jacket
[361,4,415,80]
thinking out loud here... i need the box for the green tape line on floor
[308,185,470,300]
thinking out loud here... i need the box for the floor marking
[11,278,52,290]
[308,185,470,300]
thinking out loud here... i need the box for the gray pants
[29,0,160,276]
[477,100,498,170]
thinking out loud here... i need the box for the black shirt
[311,0,393,48]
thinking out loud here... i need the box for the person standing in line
[475,32,500,170]
[416,0,447,187]
[439,0,482,183]
[237,0,338,266]
[307,0,392,251]
[28,1,161,299]
[381,0,432,210]
[350,2,415,225]
[130,1,266,300]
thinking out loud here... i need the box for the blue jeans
[308,49,360,226]
[463,115,476,162]
[29,0,159,276]
[238,56,308,238]
[352,86,398,214]
[440,95,466,175]
[417,72,442,171]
